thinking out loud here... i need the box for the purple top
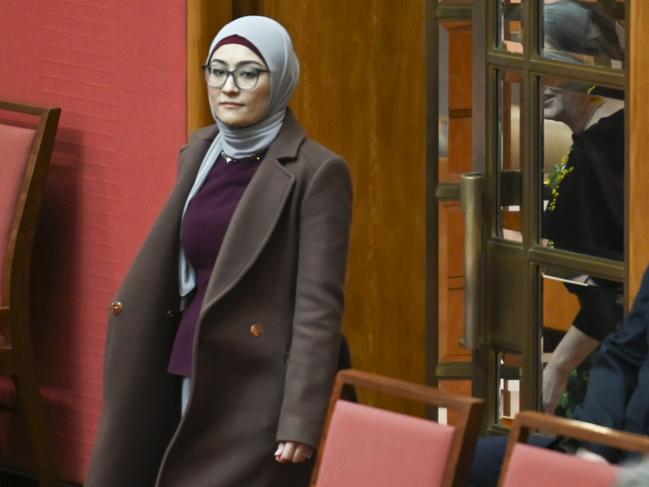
[168,154,262,377]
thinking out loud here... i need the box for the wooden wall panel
[543,279,579,332]
[446,203,465,278]
[187,0,232,135]
[437,23,472,373]
[438,202,469,362]
[447,22,472,110]
[447,117,472,177]
[629,2,649,301]
[440,22,473,182]
[439,380,472,426]
[262,0,427,414]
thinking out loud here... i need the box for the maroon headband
[210,34,267,65]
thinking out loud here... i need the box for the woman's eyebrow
[209,59,265,68]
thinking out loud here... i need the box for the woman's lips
[220,102,243,108]
[543,95,555,106]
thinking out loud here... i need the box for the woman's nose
[221,74,239,94]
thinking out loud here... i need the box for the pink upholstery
[316,400,456,487]
[502,443,620,487]
[0,123,35,303]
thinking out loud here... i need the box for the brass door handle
[460,172,483,350]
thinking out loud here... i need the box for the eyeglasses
[203,64,269,90]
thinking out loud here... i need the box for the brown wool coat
[85,112,353,487]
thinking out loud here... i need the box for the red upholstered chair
[499,411,649,487]
[311,369,484,487]
[0,100,60,487]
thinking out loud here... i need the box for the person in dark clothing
[471,266,649,486]
[541,91,624,414]
[540,0,626,414]
[470,3,629,485]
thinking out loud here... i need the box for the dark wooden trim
[449,108,472,118]
[527,246,624,281]
[436,5,472,20]
[435,183,461,200]
[435,361,473,379]
[233,0,263,17]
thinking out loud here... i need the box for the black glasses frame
[202,64,270,91]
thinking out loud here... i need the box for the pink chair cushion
[0,123,35,303]
[316,400,457,487]
[502,443,620,487]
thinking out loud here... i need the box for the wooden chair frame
[0,100,61,487]
[499,411,649,487]
[311,369,484,487]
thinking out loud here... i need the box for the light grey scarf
[179,16,300,301]
[616,459,649,487]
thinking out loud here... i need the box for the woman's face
[542,84,591,125]
[206,44,271,128]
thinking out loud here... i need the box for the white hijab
[179,16,300,300]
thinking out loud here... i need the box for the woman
[86,16,352,487]
[540,1,625,416]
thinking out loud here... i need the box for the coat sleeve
[275,155,353,447]
[574,267,649,462]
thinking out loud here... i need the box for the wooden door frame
[628,0,649,298]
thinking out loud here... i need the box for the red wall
[0,0,187,482]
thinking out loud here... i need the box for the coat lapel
[200,111,306,313]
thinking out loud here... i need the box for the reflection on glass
[438,21,473,182]
[542,0,625,69]
[497,351,522,426]
[437,381,472,426]
[498,0,524,54]
[497,70,522,241]
[541,270,623,416]
[540,77,625,259]
[439,23,450,161]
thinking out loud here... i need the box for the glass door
[431,0,627,432]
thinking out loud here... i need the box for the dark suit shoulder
[288,138,348,180]
[176,124,218,175]
[300,138,343,164]
[189,124,219,144]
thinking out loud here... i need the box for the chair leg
[13,367,59,487]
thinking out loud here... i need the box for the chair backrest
[0,124,36,299]
[499,411,649,487]
[0,101,60,341]
[312,369,484,487]
[316,400,456,487]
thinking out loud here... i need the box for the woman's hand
[274,441,314,463]
[542,326,600,413]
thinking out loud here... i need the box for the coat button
[167,309,177,320]
[111,301,123,316]
[250,323,264,337]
